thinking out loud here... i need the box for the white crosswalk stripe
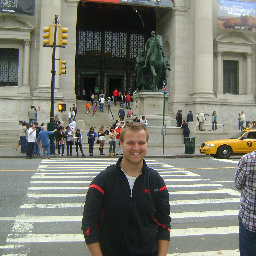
[2,158,240,255]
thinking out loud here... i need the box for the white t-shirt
[122,169,138,191]
[27,127,36,142]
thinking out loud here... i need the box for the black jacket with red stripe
[82,157,170,256]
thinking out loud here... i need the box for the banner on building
[81,0,173,8]
[218,0,256,32]
[0,0,35,16]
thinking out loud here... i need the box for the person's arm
[154,173,171,244]
[87,242,103,256]
[157,239,169,256]
[235,157,246,190]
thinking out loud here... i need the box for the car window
[231,131,246,139]
[247,132,256,139]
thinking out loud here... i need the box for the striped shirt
[235,150,256,232]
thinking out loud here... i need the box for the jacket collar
[116,157,148,174]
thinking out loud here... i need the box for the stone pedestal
[133,91,169,116]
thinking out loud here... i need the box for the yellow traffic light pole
[43,15,68,154]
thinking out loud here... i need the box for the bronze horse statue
[147,35,164,90]
[135,34,170,91]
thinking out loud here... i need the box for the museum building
[0,0,256,128]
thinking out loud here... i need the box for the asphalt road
[0,157,241,256]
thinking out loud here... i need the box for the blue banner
[218,0,256,31]
[0,0,35,16]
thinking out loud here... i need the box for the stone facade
[0,0,256,129]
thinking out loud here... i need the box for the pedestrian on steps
[74,128,85,157]
[87,127,97,156]
[98,125,107,155]
[108,126,117,156]
[93,103,97,117]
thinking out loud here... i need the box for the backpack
[103,165,160,206]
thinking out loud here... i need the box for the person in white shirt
[69,118,76,132]
[26,122,36,159]
[140,116,148,128]
[240,111,245,131]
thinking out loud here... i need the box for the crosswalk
[2,158,240,255]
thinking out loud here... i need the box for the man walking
[82,122,170,256]
[125,93,131,109]
[118,106,125,121]
[38,126,57,159]
[113,88,119,106]
[235,151,256,255]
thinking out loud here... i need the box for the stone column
[23,40,31,87]
[216,52,222,95]
[245,53,252,95]
[193,0,215,97]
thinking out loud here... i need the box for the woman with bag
[56,126,65,156]
[65,126,74,156]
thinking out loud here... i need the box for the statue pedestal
[133,91,169,116]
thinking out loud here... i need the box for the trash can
[184,137,195,154]
[20,136,27,153]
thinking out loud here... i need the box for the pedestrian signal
[58,103,66,112]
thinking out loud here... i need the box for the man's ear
[120,141,123,150]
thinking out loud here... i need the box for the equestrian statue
[135,31,170,91]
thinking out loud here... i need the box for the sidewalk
[0,143,204,158]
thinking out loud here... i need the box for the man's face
[120,129,148,165]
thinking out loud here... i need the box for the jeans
[212,122,217,131]
[115,139,122,154]
[58,144,65,155]
[109,141,116,153]
[239,218,256,256]
[42,144,50,158]
[76,142,84,156]
[126,101,130,109]
[34,142,40,156]
[100,103,104,112]
[67,141,73,155]
[240,121,244,131]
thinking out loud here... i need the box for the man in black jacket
[82,122,170,256]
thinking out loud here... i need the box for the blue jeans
[33,142,40,156]
[42,144,50,158]
[240,121,244,131]
[109,141,116,154]
[126,101,130,109]
[239,218,256,256]
[100,103,104,112]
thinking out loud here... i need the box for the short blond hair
[120,121,149,143]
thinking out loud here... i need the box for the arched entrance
[75,1,156,100]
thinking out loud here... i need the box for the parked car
[199,129,256,159]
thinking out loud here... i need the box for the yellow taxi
[199,129,256,159]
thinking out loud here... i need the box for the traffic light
[58,25,68,46]
[58,103,66,112]
[43,25,53,46]
[59,59,66,75]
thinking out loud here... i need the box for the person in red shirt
[113,89,119,106]
[115,123,122,155]
[125,93,131,109]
